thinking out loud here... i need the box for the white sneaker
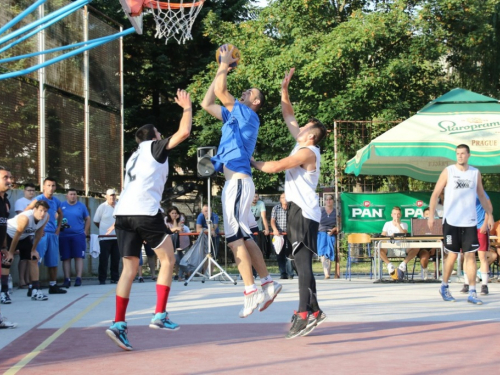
[32,289,48,301]
[422,268,429,280]
[0,291,12,304]
[239,289,264,318]
[387,263,395,275]
[398,262,407,272]
[259,281,282,312]
[0,314,17,329]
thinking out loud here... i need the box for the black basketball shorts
[442,219,479,253]
[286,201,319,258]
[115,212,173,258]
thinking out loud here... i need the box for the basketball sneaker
[74,277,82,287]
[300,310,327,337]
[106,321,133,351]
[63,278,71,288]
[31,289,48,301]
[149,312,179,331]
[259,281,282,312]
[480,285,489,295]
[439,284,456,302]
[460,284,469,293]
[286,311,309,339]
[467,291,483,305]
[0,313,17,329]
[0,291,12,304]
[239,289,264,318]
[49,285,67,294]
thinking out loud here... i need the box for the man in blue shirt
[201,44,281,319]
[25,177,66,294]
[60,189,90,288]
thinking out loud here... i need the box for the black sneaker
[300,310,327,337]
[285,312,309,339]
[480,284,489,295]
[49,285,67,294]
[27,287,33,297]
[460,284,469,293]
[280,274,288,280]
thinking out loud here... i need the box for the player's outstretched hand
[219,44,239,68]
[175,89,192,110]
[281,68,295,91]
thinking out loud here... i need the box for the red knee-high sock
[115,295,129,322]
[155,284,171,314]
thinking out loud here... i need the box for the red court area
[1,321,500,374]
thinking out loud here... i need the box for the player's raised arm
[251,148,316,174]
[201,80,222,120]
[166,89,192,150]
[213,45,237,112]
[281,68,300,139]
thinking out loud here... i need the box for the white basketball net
[146,0,205,44]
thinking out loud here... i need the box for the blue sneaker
[62,278,71,288]
[106,321,133,351]
[439,284,456,302]
[467,291,483,305]
[74,277,82,287]
[149,312,180,331]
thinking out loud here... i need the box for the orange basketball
[215,44,240,68]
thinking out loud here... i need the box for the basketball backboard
[119,0,143,35]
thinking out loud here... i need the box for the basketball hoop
[120,0,205,44]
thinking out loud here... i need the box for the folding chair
[346,233,373,281]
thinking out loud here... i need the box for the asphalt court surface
[1,276,500,374]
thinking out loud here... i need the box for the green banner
[340,191,500,234]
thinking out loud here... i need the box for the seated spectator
[417,207,437,280]
[380,206,419,278]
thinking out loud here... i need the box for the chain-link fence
[0,0,123,194]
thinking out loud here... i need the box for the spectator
[271,193,295,279]
[317,194,337,279]
[0,166,16,327]
[251,194,270,256]
[25,177,66,294]
[94,189,120,285]
[380,206,419,278]
[418,208,437,280]
[196,205,220,258]
[14,183,36,289]
[60,189,90,288]
[165,206,185,280]
[6,201,50,301]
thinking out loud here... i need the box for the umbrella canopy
[345,88,500,182]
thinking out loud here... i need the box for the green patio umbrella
[345,88,500,182]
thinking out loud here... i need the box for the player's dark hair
[24,183,35,190]
[43,177,56,185]
[67,188,77,193]
[255,89,265,110]
[308,118,327,145]
[0,166,9,171]
[34,200,50,210]
[456,144,470,153]
[135,124,156,144]
[423,207,430,213]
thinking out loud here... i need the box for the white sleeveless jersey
[443,164,479,227]
[284,144,321,222]
[114,140,169,216]
[7,210,48,240]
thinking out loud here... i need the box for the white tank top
[7,210,48,240]
[284,144,321,222]
[114,140,169,216]
[443,164,478,227]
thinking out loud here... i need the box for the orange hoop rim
[144,0,205,10]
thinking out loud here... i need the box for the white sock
[481,273,488,285]
[244,284,257,294]
[260,275,272,285]
[49,281,56,286]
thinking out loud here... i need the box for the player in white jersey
[428,144,493,305]
[252,68,327,339]
[105,89,192,351]
[4,201,50,301]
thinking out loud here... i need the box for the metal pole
[38,3,46,187]
[83,5,90,196]
[119,24,124,191]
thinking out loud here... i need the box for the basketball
[215,44,240,68]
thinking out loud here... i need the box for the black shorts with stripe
[115,212,172,258]
[286,201,319,258]
[7,235,34,261]
[443,219,479,253]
